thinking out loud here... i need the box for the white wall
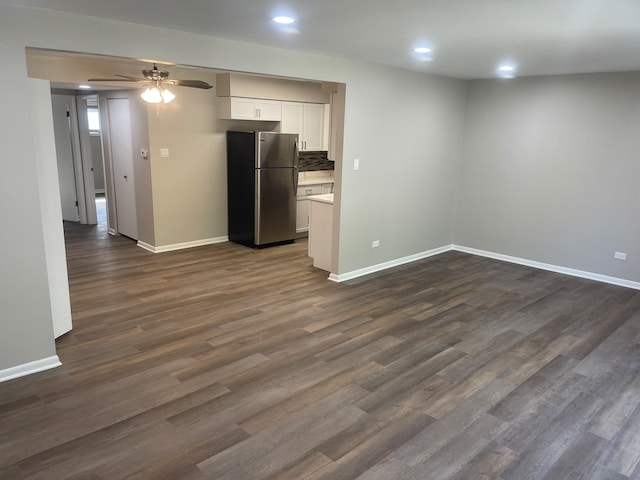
[0,4,467,372]
[456,72,640,283]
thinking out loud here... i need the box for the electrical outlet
[372,240,380,248]
[614,251,627,261]
[354,158,360,171]
[160,148,169,158]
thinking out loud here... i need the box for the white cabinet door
[296,197,310,233]
[281,102,303,138]
[302,103,326,151]
[296,184,332,233]
[229,97,257,120]
[255,100,281,120]
[282,101,326,151]
[222,97,282,120]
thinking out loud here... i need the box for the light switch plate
[354,158,360,171]
[160,148,169,158]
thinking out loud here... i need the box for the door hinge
[75,200,79,206]
[66,111,71,117]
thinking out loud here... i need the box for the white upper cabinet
[281,102,304,138]
[254,100,281,120]
[281,101,329,151]
[302,103,326,151]
[218,97,281,121]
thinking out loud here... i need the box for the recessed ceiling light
[78,84,91,89]
[497,64,517,78]
[273,16,295,24]
[413,47,432,54]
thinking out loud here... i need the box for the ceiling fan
[88,63,212,104]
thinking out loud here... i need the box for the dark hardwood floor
[2,220,640,479]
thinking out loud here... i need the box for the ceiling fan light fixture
[141,87,162,103]
[160,88,175,103]
[141,86,175,104]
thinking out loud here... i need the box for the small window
[87,107,100,133]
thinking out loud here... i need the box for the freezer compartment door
[256,168,297,245]
[258,132,299,169]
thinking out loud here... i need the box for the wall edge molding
[137,236,229,253]
[0,355,61,383]
[453,245,640,290]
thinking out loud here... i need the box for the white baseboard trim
[327,243,639,290]
[328,245,453,282]
[108,228,117,236]
[0,355,61,383]
[452,245,640,291]
[137,236,229,253]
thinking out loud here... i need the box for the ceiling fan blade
[88,77,145,83]
[115,74,146,81]
[169,79,213,89]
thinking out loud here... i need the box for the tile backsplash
[298,151,334,172]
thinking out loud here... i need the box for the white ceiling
[6,0,640,79]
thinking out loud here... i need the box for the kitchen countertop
[308,193,334,205]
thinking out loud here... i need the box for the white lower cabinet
[296,197,311,234]
[296,183,333,234]
[308,196,334,272]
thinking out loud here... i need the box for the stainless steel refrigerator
[227,131,299,248]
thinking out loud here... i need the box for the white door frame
[30,81,73,339]
[76,94,98,225]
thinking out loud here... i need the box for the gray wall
[0,31,57,371]
[456,72,640,282]
[337,65,467,274]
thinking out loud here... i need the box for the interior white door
[106,98,138,240]
[51,96,79,222]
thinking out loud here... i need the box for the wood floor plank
[499,392,604,480]
[1,220,639,479]
[448,443,517,480]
